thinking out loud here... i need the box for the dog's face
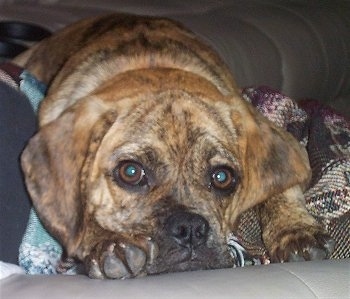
[22,69,310,276]
[88,91,238,273]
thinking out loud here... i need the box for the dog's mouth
[146,243,234,275]
[146,211,234,275]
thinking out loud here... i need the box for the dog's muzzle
[165,211,210,250]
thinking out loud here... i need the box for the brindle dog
[16,14,334,279]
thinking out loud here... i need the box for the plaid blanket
[233,87,350,264]
[3,65,347,273]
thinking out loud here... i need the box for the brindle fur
[17,13,333,279]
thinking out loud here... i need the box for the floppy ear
[229,100,311,216]
[21,98,116,255]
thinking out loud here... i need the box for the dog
[16,13,334,279]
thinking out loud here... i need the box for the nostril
[177,225,189,238]
[165,212,209,248]
[173,225,191,241]
[193,220,209,245]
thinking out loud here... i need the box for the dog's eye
[114,160,147,187]
[209,166,238,194]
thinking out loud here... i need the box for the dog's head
[22,68,310,275]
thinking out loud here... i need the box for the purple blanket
[234,86,350,263]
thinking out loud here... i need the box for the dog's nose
[165,212,209,249]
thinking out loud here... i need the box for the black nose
[165,212,209,249]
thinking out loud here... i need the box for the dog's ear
[228,99,311,216]
[21,98,116,255]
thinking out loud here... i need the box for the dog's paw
[269,228,335,263]
[85,236,159,279]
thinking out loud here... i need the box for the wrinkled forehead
[92,91,242,185]
[110,91,239,158]
[95,91,242,171]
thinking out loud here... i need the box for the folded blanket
[235,87,350,261]
[11,68,349,274]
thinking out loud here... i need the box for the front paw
[269,228,335,263]
[85,236,158,279]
